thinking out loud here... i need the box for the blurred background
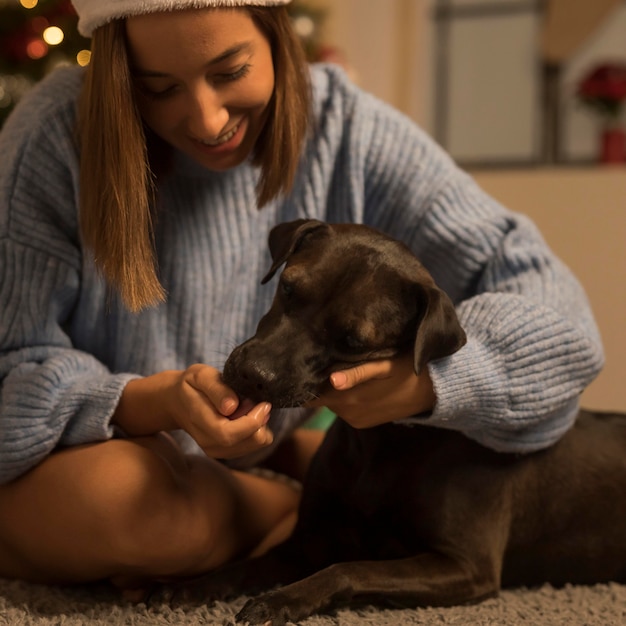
[1,0,625,409]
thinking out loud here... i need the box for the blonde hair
[78,7,311,312]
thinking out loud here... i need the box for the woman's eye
[217,63,251,83]
[136,83,177,100]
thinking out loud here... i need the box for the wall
[471,167,626,412]
[318,0,432,127]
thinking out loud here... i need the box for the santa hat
[71,0,292,37]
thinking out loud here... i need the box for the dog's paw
[235,592,306,626]
[235,597,279,626]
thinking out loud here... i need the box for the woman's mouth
[186,117,252,168]
[198,123,241,147]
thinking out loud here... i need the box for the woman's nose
[187,86,229,140]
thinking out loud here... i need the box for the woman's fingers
[330,360,393,391]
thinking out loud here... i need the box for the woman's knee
[89,438,225,576]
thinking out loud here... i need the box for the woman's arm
[0,71,126,483]
[314,66,604,452]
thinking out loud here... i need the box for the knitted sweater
[0,64,604,484]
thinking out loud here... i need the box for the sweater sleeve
[411,176,604,452]
[319,67,605,453]
[0,69,136,484]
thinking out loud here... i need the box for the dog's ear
[261,219,328,284]
[413,284,467,374]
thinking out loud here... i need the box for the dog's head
[222,219,466,407]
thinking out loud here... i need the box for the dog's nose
[240,361,277,391]
[224,358,280,403]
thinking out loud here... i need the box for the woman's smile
[197,121,242,147]
[191,117,247,160]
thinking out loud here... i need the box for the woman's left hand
[308,354,436,428]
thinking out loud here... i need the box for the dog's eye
[339,334,365,352]
[280,279,295,299]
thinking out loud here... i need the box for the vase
[600,127,626,164]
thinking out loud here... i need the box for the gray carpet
[1,578,625,625]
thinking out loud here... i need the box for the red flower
[577,62,626,120]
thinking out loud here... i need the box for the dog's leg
[235,552,500,625]
[155,537,317,607]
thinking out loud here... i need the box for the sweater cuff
[397,337,508,434]
[60,372,142,446]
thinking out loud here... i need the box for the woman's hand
[309,354,436,428]
[112,364,274,459]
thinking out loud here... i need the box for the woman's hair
[77,7,311,312]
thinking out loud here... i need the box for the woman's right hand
[112,364,274,459]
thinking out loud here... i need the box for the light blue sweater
[0,64,604,484]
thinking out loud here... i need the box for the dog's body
[173,220,626,625]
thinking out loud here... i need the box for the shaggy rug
[1,577,625,625]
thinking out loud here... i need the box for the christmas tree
[0,0,90,127]
[0,0,333,128]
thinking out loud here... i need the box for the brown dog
[168,219,626,625]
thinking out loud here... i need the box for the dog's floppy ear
[413,284,467,374]
[261,219,328,284]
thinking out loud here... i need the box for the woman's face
[126,8,275,171]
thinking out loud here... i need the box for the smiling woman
[126,10,275,172]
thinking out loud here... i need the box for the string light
[19,0,38,8]
[43,26,64,46]
[31,16,49,32]
[76,49,91,66]
[25,39,47,59]
[293,15,315,39]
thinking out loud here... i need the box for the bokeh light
[43,26,64,46]
[293,15,315,39]
[30,17,49,33]
[26,39,48,60]
[76,49,91,66]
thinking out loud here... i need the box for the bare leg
[247,428,326,558]
[0,433,300,586]
[263,428,326,483]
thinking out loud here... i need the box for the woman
[0,0,604,592]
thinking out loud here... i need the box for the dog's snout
[240,361,278,393]
[223,349,283,404]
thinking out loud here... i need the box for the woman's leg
[0,433,300,586]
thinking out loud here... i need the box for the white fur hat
[71,0,293,37]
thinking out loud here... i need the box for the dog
[167,219,626,625]
[222,219,466,408]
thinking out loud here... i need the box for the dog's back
[290,408,626,590]
[502,409,626,587]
